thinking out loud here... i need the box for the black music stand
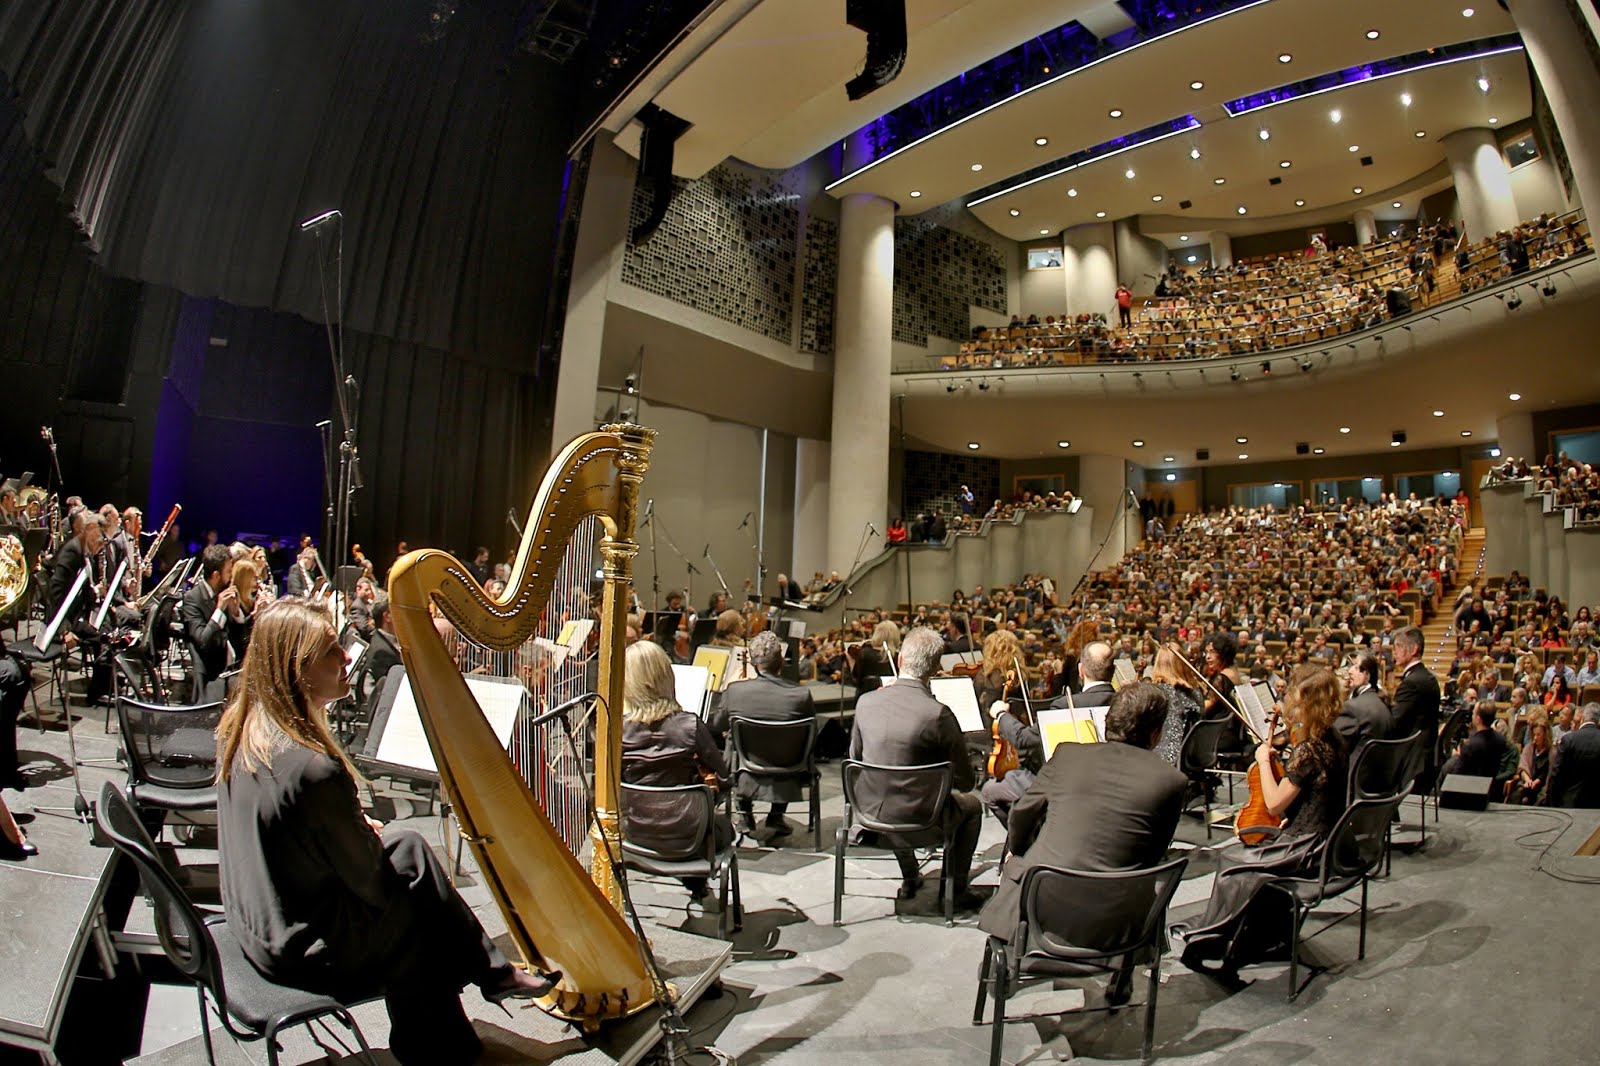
[689,617,717,656]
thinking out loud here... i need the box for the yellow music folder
[1034,707,1105,758]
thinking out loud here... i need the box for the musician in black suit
[1390,625,1442,785]
[181,545,247,702]
[1046,641,1116,711]
[1548,703,1600,808]
[978,684,1186,1003]
[46,512,115,704]
[1335,650,1394,748]
[361,597,403,710]
[285,547,319,597]
[849,627,984,910]
[710,631,815,837]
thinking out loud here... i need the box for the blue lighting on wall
[1221,35,1523,116]
[966,116,1201,208]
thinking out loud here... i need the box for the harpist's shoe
[0,838,38,861]
[483,967,562,1007]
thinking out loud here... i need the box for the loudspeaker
[1196,448,1209,461]
[845,0,908,100]
[1295,442,1310,455]
[1179,199,1192,210]
[1269,176,1283,186]
[1392,430,1407,445]
[1439,774,1494,811]
[1360,155,1374,166]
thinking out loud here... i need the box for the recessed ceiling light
[1165,472,1177,482]
[1190,80,1205,90]
[1461,430,1473,437]
[967,442,981,450]
[1280,160,1293,169]
[1237,206,1248,215]
[1353,186,1364,195]
[1109,108,1123,118]
[909,190,922,198]
[1151,194,1163,202]
[1214,177,1227,185]
[1132,439,1145,447]
[1190,147,1202,160]
[1391,441,1401,447]
[1179,234,1190,241]
[1339,426,1351,434]
[1463,7,1475,15]
[1294,199,1306,206]
[1096,211,1107,218]
[1488,116,1499,124]
[1400,92,1413,106]
[1478,76,1491,93]
[1009,208,1020,216]
[1432,409,1445,417]
[1187,254,1197,262]
[971,163,983,171]
[1366,29,1380,40]
[1125,168,1136,179]
[1509,392,1521,401]
[1035,137,1049,146]
[1067,187,1079,197]
[1040,229,1051,235]
[1393,201,1404,209]
[1238,453,1249,460]
[1278,53,1293,63]
[1236,436,1248,444]
[1348,145,1360,153]
[1416,130,1427,138]
[1163,455,1175,462]
[1057,440,1071,448]
[1313,447,1325,454]
[1258,129,1271,141]
[1330,109,1342,124]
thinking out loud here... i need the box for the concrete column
[1352,209,1377,246]
[1505,0,1600,222]
[1496,411,1535,465]
[792,438,830,589]
[827,192,894,573]
[1063,221,1118,318]
[1443,128,1521,243]
[1209,230,1233,268]
[552,136,636,448]
[1078,454,1137,569]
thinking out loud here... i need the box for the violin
[1236,703,1288,846]
[987,667,1021,780]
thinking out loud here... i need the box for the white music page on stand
[374,674,524,775]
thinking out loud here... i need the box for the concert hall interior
[4,1,1600,1064]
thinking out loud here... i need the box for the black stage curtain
[0,0,575,558]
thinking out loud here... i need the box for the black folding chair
[1347,730,1421,875]
[1265,788,1412,1001]
[729,716,822,850]
[620,780,743,938]
[833,760,955,926]
[1177,717,1229,839]
[974,857,1189,1065]
[95,781,378,1066]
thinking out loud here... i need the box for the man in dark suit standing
[1548,703,1600,808]
[181,544,246,702]
[978,684,1186,1003]
[849,627,984,910]
[1389,625,1441,786]
[710,631,815,838]
[1336,650,1394,748]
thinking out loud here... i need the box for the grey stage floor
[4,686,1600,1065]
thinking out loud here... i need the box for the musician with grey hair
[848,627,985,911]
[710,630,816,839]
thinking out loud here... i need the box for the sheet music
[930,676,984,732]
[672,664,712,718]
[38,567,90,650]
[720,645,755,689]
[692,645,731,691]
[373,673,522,775]
[1113,659,1138,689]
[94,560,128,630]
[1035,707,1103,757]
[558,619,594,655]
[344,637,367,679]
[532,636,571,669]
[1234,683,1270,743]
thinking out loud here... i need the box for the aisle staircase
[1422,527,1487,684]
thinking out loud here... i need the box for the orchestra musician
[114,506,143,597]
[216,599,557,1065]
[286,547,320,597]
[710,608,746,647]
[1,629,30,792]
[180,545,249,701]
[0,484,20,527]
[46,511,114,704]
[708,631,815,838]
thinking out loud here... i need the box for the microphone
[867,522,879,535]
[643,498,654,519]
[738,511,752,530]
[525,690,598,729]
[300,209,342,231]
[703,544,711,558]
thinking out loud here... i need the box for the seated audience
[1511,717,1552,805]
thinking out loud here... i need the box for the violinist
[977,630,1037,825]
[1175,664,1349,978]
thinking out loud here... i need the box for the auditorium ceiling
[607,0,1525,226]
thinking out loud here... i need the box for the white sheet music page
[374,674,523,774]
[672,664,712,719]
[930,676,984,732]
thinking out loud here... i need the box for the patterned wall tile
[903,449,1000,520]
[799,215,836,355]
[892,217,1008,345]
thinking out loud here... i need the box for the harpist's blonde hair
[623,640,682,725]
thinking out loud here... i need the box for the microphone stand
[507,509,524,538]
[652,510,699,610]
[703,544,730,600]
[839,520,876,632]
[640,501,659,614]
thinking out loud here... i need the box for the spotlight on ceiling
[977,380,990,391]
[1260,360,1272,375]
[1542,281,1558,297]
[967,441,981,450]
[1300,359,1313,372]
[946,383,957,393]
[1229,367,1240,382]
[1507,292,1523,310]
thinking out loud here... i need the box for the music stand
[689,616,717,656]
[17,569,96,821]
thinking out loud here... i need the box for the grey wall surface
[1482,482,1530,577]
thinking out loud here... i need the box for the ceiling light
[909,190,922,198]
[1132,439,1145,447]
[1339,426,1351,434]
[1294,199,1306,207]
[1400,92,1413,106]
[1236,436,1249,444]
[1096,211,1107,218]
[1190,80,1205,90]
[1509,392,1521,401]
[1179,234,1189,241]
[1237,206,1247,215]
[1393,201,1403,208]
[1488,116,1499,124]
[967,442,981,450]
[1009,208,1020,216]
[1258,129,1271,141]
[1067,188,1078,197]
[970,163,983,172]
[1040,229,1050,235]
[1353,186,1364,194]
[1313,447,1325,454]
[1278,53,1293,63]
[1416,130,1427,138]
[1463,7,1475,15]
[1057,440,1071,448]
[1190,147,1202,160]
[1125,168,1137,179]
[1478,76,1491,93]
[1151,194,1163,202]
[1462,430,1474,437]
[1214,177,1227,185]
[1165,473,1177,482]
[1366,29,1380,40]
[1163,455,1175,462]
[1432,409,1444,417]
[1109,108,1123,118]
[1187,255,1197,262]
[1348,145,1360,152]
[1390,441,1401,447]
[1238,453,1249,460]
[1330,109,1342,124]
[1280,160,1292,168]
[1035,137,1049,146]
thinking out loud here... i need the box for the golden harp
[387,423,656,1029]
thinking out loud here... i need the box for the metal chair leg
[1142,950,1161,1062]
[973,939,993,1025]
[1286,903,1305,1002]
[812,777,822,852]
[1202,787,1213,840]
[832,823,847,926]
[987,958,1008,1066]
[197,987,217,1066]
[1358,876,1368,960]
[731,851,743,933]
